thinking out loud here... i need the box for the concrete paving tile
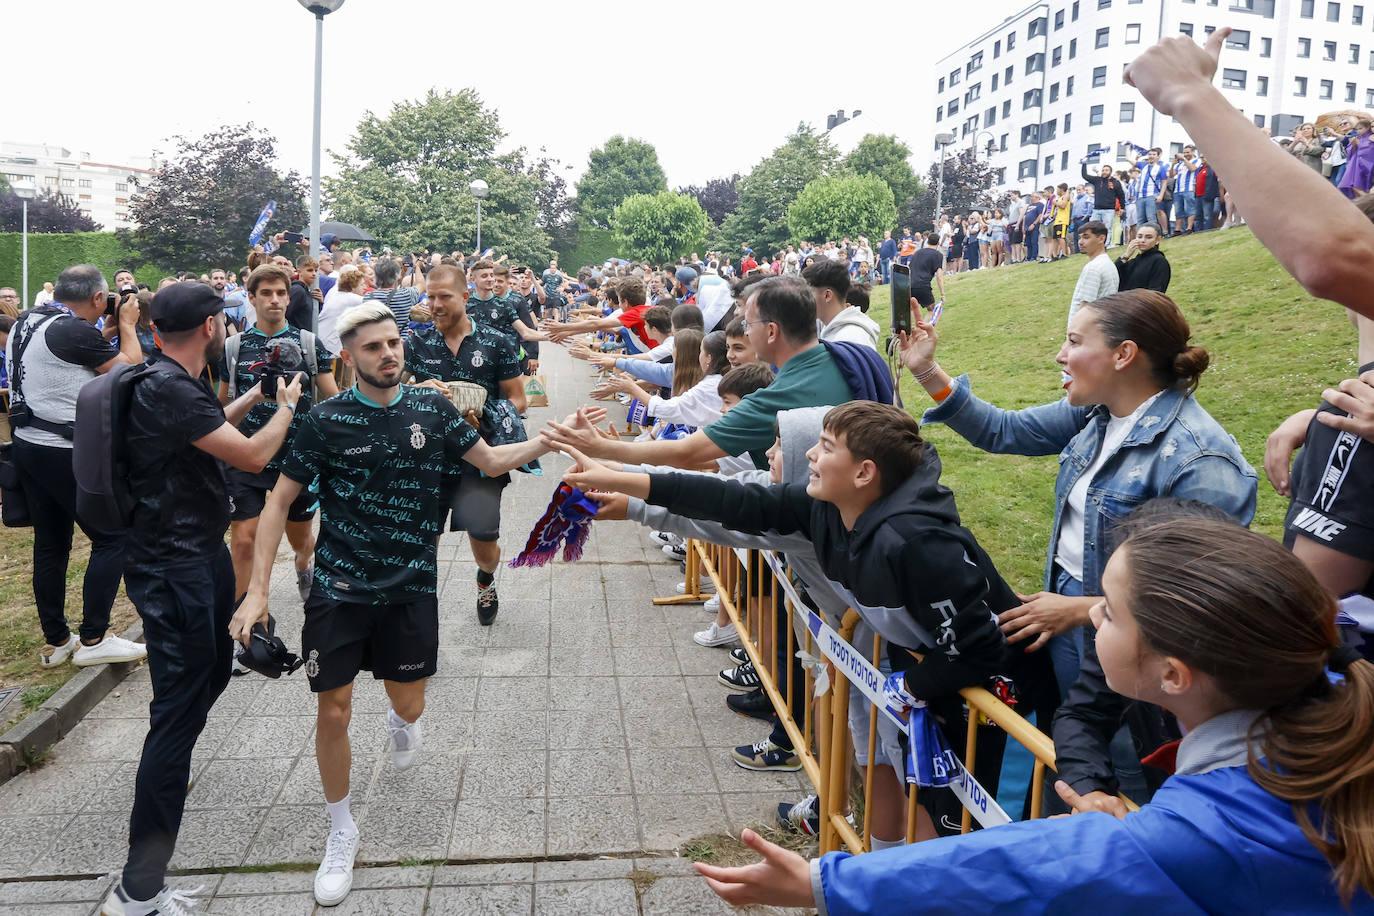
[549,619,612,647]
[435,645,487,677]
[0,876,111,904]
[612,646,681,676]
[616,675,692,710]
[448,797,545,858]
[533,858,636,881]
[426,883,533,915]
[635,793,730,851]
[31,811,131,875]
[217,715,314,759]
[629,747,720,795]
[367,748,463,804]
[460,751,545,800]
[356,796,455,861]
[607,619,673,648]
[424,676,479,713]
[676,643,739,676]
[639,874,745,915]
[328,886,428,914]
[550,646,615,676]
[204,891,316,915]
[547,747,632,797]
[486,617,551,650]
[466,709,546,752]
[480,646,547,677]
[276,754,376,806]
[185,757,294,810]
[548,675,618,710]
[204,676,267,717]
[85,676,155,718]
[709,753,809,795]
[430,861,534,885]
[546,708,625,750]
[532,878,638,916]
[475,676,548,711]
[243,680,316,717]
[351,864,434,888]
[45,716,147,762]
[0,761,118,815]
[633,856,701,877]
[623,711,706,749]
[168,805,268,870]
[0,904,96,915]
[546,795,639,856]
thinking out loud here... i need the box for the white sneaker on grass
[73,634,148,667]
[314,828,359,906]
[388,711,422,770]
[694,621,737,648]
[40,634,79,669]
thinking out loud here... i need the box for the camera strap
[9,310,76,440]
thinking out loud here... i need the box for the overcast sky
[4,0,1030,193]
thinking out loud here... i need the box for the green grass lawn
[864,228,1355,590]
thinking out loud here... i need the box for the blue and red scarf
[508,482,599,568]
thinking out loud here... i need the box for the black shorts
[227,467,317,523]
[1051,224,1069,240]
[1008,225,1023,244]
[1284,386,1374,563]
[301,592,439,693]
[439,465,509,540]
[912,284,936,308]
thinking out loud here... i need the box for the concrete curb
[0,620,145,786]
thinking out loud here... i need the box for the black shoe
[477,580,499,626]
[727,687,776,721]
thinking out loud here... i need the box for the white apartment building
[933,0,1373,192]
[1,142,158,231]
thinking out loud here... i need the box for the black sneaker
[726,687,775,721]
[477,579,499,626]
[718,661,760,692]
[729,647,748,665]
[777,794,820,836]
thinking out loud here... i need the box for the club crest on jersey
[471,351,485,368]
[408,422,426,449]
[490,308,500,321]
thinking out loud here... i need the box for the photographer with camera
[5,263,147,670]
[219,265,338,604]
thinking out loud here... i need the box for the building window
[1008,30,1017,50]
[1126,23,1142,42]
[1026,53,1045,74]
[1222,68,1247,89]
[992,73,999,90]
[1120,101,1136,122]
[1090,104,1104,125]
[79,193,91,200]
[1062,150,1070,170]
[938,77,945,92]
[1324,40,1336,60]
[1254,114,1267,128]
[1023,88,1043,109]
[994,39,1001,58]
[968,83,982,101]
[78,178,92,188]
[1367,88,1374,107]
[1227,28,1250,49]
[1019,159,1038,179]
[1320,78,1333,99]
[986,106,997,125]
[1204,23,1217,33]
[995,168,1006,185]
[968,51,984,72]
[1257,75,1269,95]
[1180,22,1194,34]
[1043,118,1058,141]
[1003,100,1012,118]
[1348,81,1358,102]
[1099,0,1111,6]
[1328,1,1341,20]
[1170,142,1185,156]
[61,178,73,187]
[1065,112,1073,133]
[1369,49,1374,68]
[115,182,128,192]
[45,176,58,185]
[1055,8,1065,28]
[1069,38,1078,58]
[1294,75,1308,96]
[1066,75,1075,96]
[1297,37,1310,57]
[1046,155,1055,175]
[948,98,960,114]
[1355,3,1365,23]
[1029,16,1048,37]
[950,69,961,86]
[1053,45,1063,66]
[1001,133,1009,151]
[1095,27,1110,48]
[1050,82,1061,102]
[1006,65,1014,84]
[1351,43,1361,64]
[936,105,943,121]
[1301,0,1314,14]
[1092,66,1107,88]
[1072,0,1080,18]
[1260,36,1272,56]
[1021,124,1041,146]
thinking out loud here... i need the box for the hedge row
[0,232,164,297]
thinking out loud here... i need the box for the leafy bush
[611,192,709,265]
[787,174,897,248]
[0,232,164,295]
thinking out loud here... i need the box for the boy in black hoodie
[556,401,1039,837]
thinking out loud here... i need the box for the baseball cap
[150,282,224,333]
[674,266,700,287]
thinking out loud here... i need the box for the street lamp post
[933,133,956,227]
[13,180,37,307]
[469,179,489,254]
[297,0,345,292]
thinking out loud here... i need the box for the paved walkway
[0,341,811,914]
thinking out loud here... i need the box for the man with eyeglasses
[0,288,20,319]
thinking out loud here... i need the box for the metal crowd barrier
[656,538,1134,856]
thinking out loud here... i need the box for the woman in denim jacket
[897,289,1257,697]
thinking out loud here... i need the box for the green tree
[786,175,897,248]
[611,192,709,265]
[842,134,923,209]
[720,124,838,254]
[575,136,668,230]
[126,124,306,270]
[325,88,550,264]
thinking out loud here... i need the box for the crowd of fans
[0,25,1372,916]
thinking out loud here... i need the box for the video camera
[250,337,307,397]
[104,285,139,317]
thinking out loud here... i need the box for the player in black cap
[103,281,307,916]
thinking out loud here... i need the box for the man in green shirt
[544,277,851,469]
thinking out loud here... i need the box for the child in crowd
[694,514,1374,914]
[593,330,728,429]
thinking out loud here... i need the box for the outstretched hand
[1124,28,1228,117]
[1055,780,1130,819]
[694,828,814,908]
[558,443,618,493]
[895,321,939,376]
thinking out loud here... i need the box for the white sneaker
[388,712,422,771]
[704,594,721,614]
[651,530,684,549]
[73,634,148,668]
[314,828,359,906]
[693,621,738,648]
[675,579,715,595]
[102,882,204,916]
[39,633,79,669]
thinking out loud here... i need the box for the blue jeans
[1026,228,1040,260]
[1048,568,1088,702]
[880,258,892,284]
[1090,208,1114,229]
[1134,197,1157,226]
[1197,197,1216,230]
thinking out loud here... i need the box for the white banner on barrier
[746,548,1013,830]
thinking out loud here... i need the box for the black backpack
[73,362,150,531]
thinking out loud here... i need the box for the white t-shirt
[1068,253,1120,328]
[1053,393,1161,582]
[318,289,363,356]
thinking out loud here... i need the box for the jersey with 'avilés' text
[404,322,521,399]
[469,293,522,351]
[281,385,478,604]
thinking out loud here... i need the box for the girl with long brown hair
[695,515,1374,912]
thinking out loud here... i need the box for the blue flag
[906,704,961,788]
[248,201,276,247]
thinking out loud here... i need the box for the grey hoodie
[819,305,880,350]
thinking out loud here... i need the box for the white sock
[388,707,411,729]
[871,836,905,850]
[326,794,356,836]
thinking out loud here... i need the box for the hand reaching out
[693,828,814,908]
[895,321,939,376]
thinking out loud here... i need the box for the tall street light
[297,0,345,304]
[933,133,956,226]
[470,179,489,254]
[13,180,37,307]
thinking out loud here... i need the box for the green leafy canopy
[787,174,897,248]
[611,192,709,264]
